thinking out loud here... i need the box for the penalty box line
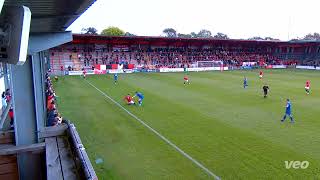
[85,79,220,180]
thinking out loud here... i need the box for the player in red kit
[184,75,190,85]
[305,80,310,95]
[124,94,135,105]
[259,71,263,79]
[82,69,86,79]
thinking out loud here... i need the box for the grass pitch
[53,69,320,180]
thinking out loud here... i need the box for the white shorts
[259,75,263,78]
[305,87,310,90]
[128,100,134,104]
[184,79,189,82]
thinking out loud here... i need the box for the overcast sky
[67,0,320,40]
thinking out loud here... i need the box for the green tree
[124,32,136,36]
[290,38,300,41]
[213,32,229,39]
[197,29,212,38]
[248,36,264,40]
[264,37,279,41]
[81,27,98,35]
[302,33,320,40]
[178,33,192,38]
[163,28,177,37]
[190,32,198,38]
[101,26,125,36]
[248,36,280,41]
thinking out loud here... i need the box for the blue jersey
[136,92,144,99]
[286,101,291,114]
[114,74,118,80]
[244,78,247,84]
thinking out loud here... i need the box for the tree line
[81,26,136,36]
[162,28,229,39]
[81,26,320,41]
[290,33,320,41]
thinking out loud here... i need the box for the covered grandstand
[49,34,320,74]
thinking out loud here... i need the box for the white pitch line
[85,79,220,180]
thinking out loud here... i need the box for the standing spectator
[47,108,57,126]
[8,108,14,129]
[1,92,7,110]
[57,113,63,124]
[5,89,11,102]
[47,98,53,110]
[48,100,56,111]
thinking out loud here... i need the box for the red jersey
[47,99,53,110]
[184,76,188,80]
[259,71,263,75]
[8,110,13,119]
[306,81,310,87]
[47,94,54,100]
[6,95,11,102]
[83,70,86,75]
[124,95,132,102]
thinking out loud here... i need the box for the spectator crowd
[1,88,13,129]
[46,72,63,126]
[50,45,312,71]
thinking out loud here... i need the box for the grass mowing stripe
[85,79,221,180]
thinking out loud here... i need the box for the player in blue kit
[243,76,248,88]
[281,99,294,123]
[114,73,118,84]
[133,91,144,106]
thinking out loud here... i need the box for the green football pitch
[53,69,320,180]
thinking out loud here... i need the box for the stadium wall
[296,65,320,70]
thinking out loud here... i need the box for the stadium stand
[49,35,320,73]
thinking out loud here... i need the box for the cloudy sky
[68,0,320,40]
